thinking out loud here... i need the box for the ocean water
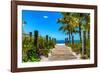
[56,40,80,44]
[56,40,65,44]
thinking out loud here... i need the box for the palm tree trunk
[71,32,73,44]
[79,23,83,56]
[68,31,71,44]
[72,35,74,45]
[84,31,86,55]
[88,30,90,39]
[82,31,86,57]
[79,24,82,42]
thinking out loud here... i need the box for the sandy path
[40,45,77,61]
[48,45,77,61]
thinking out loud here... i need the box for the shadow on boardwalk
[41,44,78,61]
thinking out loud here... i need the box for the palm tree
[57,12,90,58]
[80,13,90,57]
[86,14,90,39]
[74,13,90,41]
[57,12,79,44]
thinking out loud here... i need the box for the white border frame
[17,5,94,68]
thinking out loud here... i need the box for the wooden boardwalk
[48,45,77,61]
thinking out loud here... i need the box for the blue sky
[22,10,80,40]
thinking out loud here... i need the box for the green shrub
[22,31,56,62]
[68,43,81,54]
[23,49,40,62]
[67,39,90,59]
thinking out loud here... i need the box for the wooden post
[29,32,32,41]
[65,38,67,45]
[52,38,55,48]
[29,32,32,37]
[34,30,39,55]
[34,30,38,47]
[46,35,48,43]
[54,38,56,45]
[45,35,49,49]
[49,37,51,41]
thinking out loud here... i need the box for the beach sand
[40,44,79,61]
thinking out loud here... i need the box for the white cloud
[43,16,48,19]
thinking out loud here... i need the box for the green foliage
[58,12,90,59]
[67,39,90,59]
[22,31,56,62]
[68,43,81,54]
[27,49,40,62]
[22,49,40,62]
[86,39,90,58]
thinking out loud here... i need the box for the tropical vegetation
[22,31,56,62]
[57,12,90,59]
[22,12,90,62]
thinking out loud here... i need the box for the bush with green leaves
[67,38,90,59]
[22,31,56,62]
